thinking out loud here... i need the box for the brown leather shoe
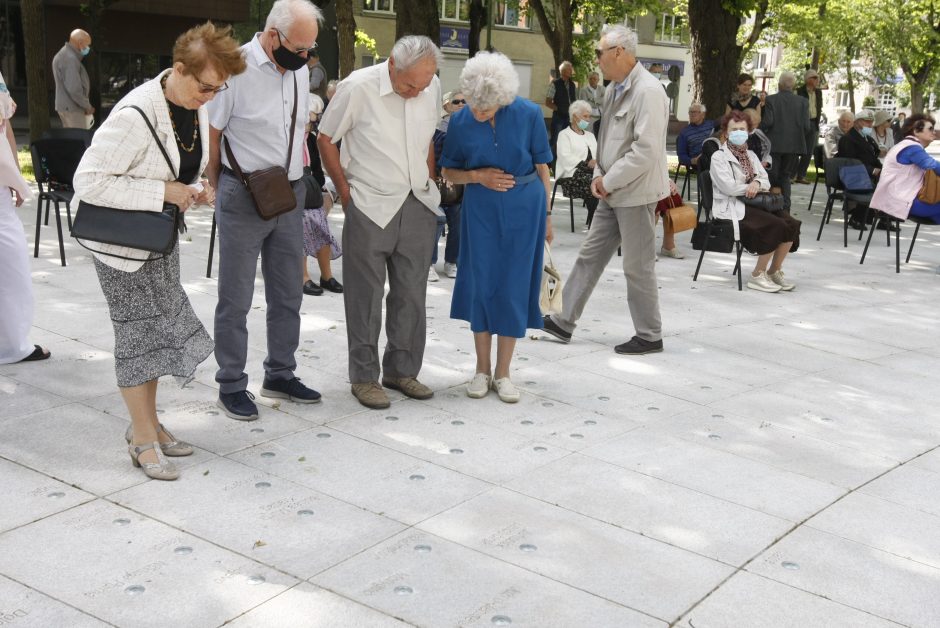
[381,376,433,400]
[351,382,390,409]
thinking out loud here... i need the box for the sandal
[19,345,51,362]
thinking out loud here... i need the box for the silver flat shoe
[125,423,193,457]
[128,442,179,481]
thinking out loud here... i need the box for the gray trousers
[343,194,437,384]
[213,170,304,393]
[550,202,662,342]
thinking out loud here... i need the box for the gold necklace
[162,75,198,153]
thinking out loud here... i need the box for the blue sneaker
[260,377,321,404]
[217,390,259,421]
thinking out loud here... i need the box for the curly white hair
[458,51,519,111]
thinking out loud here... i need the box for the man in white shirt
[206,0,322,421]
[318,35,443,410]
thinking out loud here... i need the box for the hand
[476,167,515,192]
[164,181,198,212]
[668,179,679,196]
[691,155,700,166]
[744,181,760,199]
[587,159,597,168]
[12,189,23,207]
[194,180,215,206]
[873,168,881,177]
[545,215,554,244]
[591,176,608,199]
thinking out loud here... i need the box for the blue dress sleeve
[529,103,553,165]
[897,144,940,174]
[440,118,466,169]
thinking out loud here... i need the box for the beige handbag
[540,242,564,315]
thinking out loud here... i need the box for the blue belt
[514,171,539,185]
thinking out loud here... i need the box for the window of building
[363,0,394,12]
[834,91,851,108]
[497,1,530,28]
[441,0,470,21]
[876,92,896,111]
[623,15,639,31]
[655,13,688,45]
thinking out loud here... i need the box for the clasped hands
[164,179,215,212]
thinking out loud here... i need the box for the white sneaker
[428,266,439,282]
[747,271,782,293]
[491,377,520,403]
[660,247,685,259]
[768,269,795,291]
[466,373,491,399]
[444,262,457,278]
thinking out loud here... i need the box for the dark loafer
[320,277,343,293]
[614,336,663,355]
[18,345,51,362]
[303,280,323,296]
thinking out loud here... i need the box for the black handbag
[71,105,182,260]
[436,176,464,206]
[691,220,735,253]
[561,147,594,199]
[740,191,785,212]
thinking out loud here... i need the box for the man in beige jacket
[543,23,669,355]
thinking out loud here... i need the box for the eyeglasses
[595,46,619,59]
[450,99,466,105]
[195,76,228,94]
[275,29,318,56]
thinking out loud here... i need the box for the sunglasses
[450,99,466,105]
[595,45,619,59]
[275,29,319,56]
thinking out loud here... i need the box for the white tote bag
[539,242,563,315]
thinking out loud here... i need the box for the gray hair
[689,102,706,113]
[838,110,855,122]
[778,71,797,91]
[558,60,573,73]
[390,35,443,71]
[568,99,592,122]
[458,51,519,111]
[601,23,638,55]
[265,0,323,32]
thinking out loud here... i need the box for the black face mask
[273,39,307,71]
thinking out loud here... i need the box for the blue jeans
[431,202,461,265]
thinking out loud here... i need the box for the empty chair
[815,157,872,247]
[30,137,87,266]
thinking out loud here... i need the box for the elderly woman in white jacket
[710,111,801,293]
[73,23,245,480]
[555,99,599,224]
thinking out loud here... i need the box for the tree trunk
[528,0,574,68]
[688,0,742,121]
[845,48,855,112]
[468,0,485,58]
[335,0,355,78]
[909,82,925,114]
[21,0,49,142]
[395,0,440,43]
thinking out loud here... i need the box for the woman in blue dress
[441,52,554,403]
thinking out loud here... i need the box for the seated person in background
[555,99,599,226]
[824,110,854,158]
[726,73,763,116]
[872,110,895,158]
[676,102,715,171]
[744,108,772,168]
[837,109,884,230]
[872,114,940,223]
[710,111,801,294]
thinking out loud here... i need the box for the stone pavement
[2,178,939,628]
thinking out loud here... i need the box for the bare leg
[751,252,774,275]
[120,380,160,464]
[662,223,676,250]
[767,241,792,274]
[302,257,311,284]
[473,331,492,375]
[494,336,517,380]
[316,245,333,281]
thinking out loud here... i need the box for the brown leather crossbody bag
[223,77,299,220]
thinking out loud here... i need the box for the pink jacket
[871,139,925,220]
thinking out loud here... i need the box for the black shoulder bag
[71,105,182,260]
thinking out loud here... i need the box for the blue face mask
[860,126,874,137]
[577,119,590,131]
[81,46,91,56]
[728,129,749,146]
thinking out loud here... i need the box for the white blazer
[73,69,209,271]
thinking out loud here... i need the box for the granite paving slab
[0,574,109,628]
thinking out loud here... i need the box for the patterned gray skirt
[93,245,214,388]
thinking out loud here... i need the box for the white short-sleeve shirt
[208,34,309,180]
[318,61,442,227]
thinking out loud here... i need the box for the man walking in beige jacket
[542,23,669,355]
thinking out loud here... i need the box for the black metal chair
[674,162,697,201]
[806,144,825,212]
[550,177,577,233]
[860,209,938,273]
[815,157,872,247]
[691,171,744,290]
[30,138,88,266]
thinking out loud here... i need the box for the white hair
[778,71,797,91]
[600,23,638,55]
[838,110,855,122]
[568,99,592,122]
[459,51,519,111]
[265,0,323,32]
[390,35,443,71]
[689,102,706,113]
[558,61,573,73]
[308,93,324,116]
